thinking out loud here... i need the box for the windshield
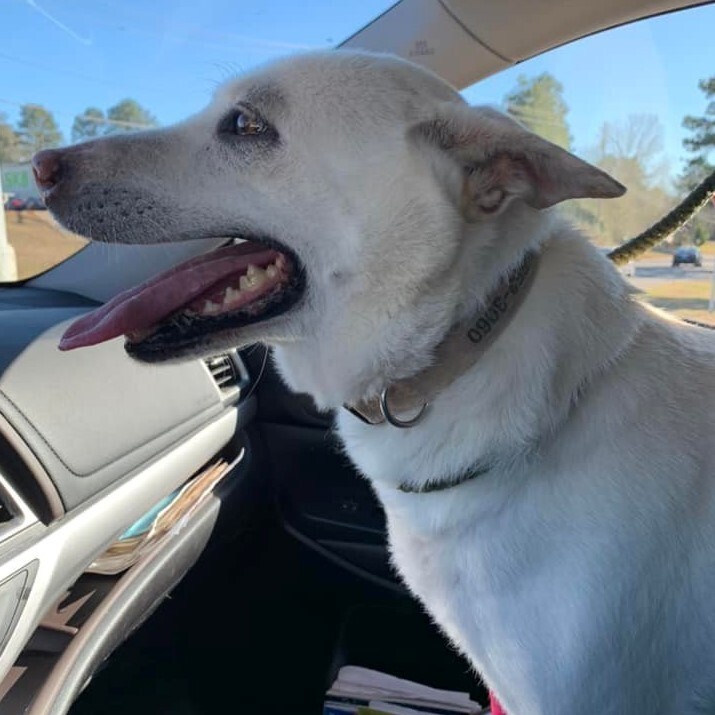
[1,0,714,333]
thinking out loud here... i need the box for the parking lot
[627,246,715,326]
[630,254,714,285]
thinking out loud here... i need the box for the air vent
[205,354,239,391]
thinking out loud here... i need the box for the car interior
[0,0,712,713]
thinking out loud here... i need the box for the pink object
[489,690,507,715]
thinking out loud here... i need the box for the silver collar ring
[379,387,428,428]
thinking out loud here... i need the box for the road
[626,252,714,292]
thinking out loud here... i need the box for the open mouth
[59,238,305,358]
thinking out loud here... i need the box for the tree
[0,112,21,164]
[72,100,158,141]
[680,76,714,189]
[71,107,106,143]
[596,115,663,170]
[504,73,572,149]
[105,99,157,134]
[579,114,673,244]
[692,221,710,246]
[16,104,63,159]
[678,156,712,193]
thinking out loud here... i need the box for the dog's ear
[411,105,625,220]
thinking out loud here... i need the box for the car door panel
[244,350,404,593]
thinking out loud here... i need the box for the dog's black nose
[32,149,63,193]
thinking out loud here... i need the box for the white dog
[36,50,715,714]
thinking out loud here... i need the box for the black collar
[397,464,491,493]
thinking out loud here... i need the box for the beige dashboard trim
[0,407,237,683]
[26,495,222,715]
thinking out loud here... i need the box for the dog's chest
[379,492,611,715]
[379,495,560,710]
[380,492,533,630]
[335,410,545,655]
[384,511,464,630]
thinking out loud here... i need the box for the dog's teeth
[247,264,268,282]
[239,275,251,291]
[224,287,241,304]
[266,265,278,279]
[243,265,267,289]
[203,300,220,315]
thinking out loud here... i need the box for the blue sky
[1,0,713,176]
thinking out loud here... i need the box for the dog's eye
[217,104,276,143]
[233,108,266,136]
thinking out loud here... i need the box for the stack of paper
[324,666,485,715]
[87,450,243,575]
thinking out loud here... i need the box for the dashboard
[0,285,251,711]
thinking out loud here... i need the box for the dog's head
[39,50,624,406]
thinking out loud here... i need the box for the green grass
[640,278,715,325]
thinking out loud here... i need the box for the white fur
[52,50,715,714]
[273,59,715,715]
[336,235,715,714]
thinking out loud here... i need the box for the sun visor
[340,0,509,89]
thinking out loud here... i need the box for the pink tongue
[60,242,279,351]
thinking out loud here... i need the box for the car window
[0,0,394,282]
[1,1,713,315]
[463,4,715,326]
